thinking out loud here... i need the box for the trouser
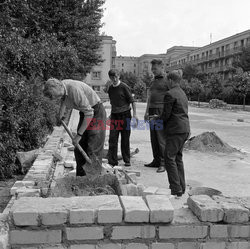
[148,108,166,167]
[74,103,106,176]
[164,133,189,194]
[107,110,131,166]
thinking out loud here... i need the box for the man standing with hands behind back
[144,59,168,173]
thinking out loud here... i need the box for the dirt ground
[104,102,250,198]
[1,102,250,212]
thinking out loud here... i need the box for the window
[234,41,238,49]
[226,44,230,50]
[202,52,205,58]
[134,64,136,67]
[216,48,220,54]
[92,71,101,80]
[209,50,213,55]
[197,54,199,59]
[122,63,124,67]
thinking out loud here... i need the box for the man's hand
[73,134,82,146]
[149,114,160,121]
[131,115,139,128]
[144,113,149,122]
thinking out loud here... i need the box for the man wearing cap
[144,59,168,173]
[105,69,138,167]
[43,78,106,176]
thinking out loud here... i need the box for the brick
[123,243,148,249]
[173,208,200,224]
[155,188,171,196]
[143,186,158,196]
[97,196,123,223]
[120,196,149,222]
[0,233,8,249]
[70,245,96,249]
[210,224,228,238]
[69,208,95,224]
[136,184,145,196]
[17,188,41,198]
[187,195,224,222]
[152,242,174,249]
[177,242,199,249]
[228,225,250,238]
[111,226,155,240]
[200,242,226,249]
[41,209,68,225]
[145,195,174,223]
[96,243,122,249]
[222,203,249,223]
[125,184,139,196]
[10,230,61,244]
[12,209,39,226]
[66,227,104,240]
[159,225,208,239]
[227,242,250,249]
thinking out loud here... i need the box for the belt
[92,102,101,109]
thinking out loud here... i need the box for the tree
[141,72,153,88]
[134,80,146,100]
[183,63,198,82]
[180,79,192,100]
[207,74,224,99]
[190,78,204,106]
[233,46,250,72]
[231,71,250,110]
[0,0,105,178]
[120,72,138,91]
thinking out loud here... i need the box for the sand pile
[184,131,239,153]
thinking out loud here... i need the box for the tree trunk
[198,95,200,107]
[243,95,246,111]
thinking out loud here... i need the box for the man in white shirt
[43,78,106,176]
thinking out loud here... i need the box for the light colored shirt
[62,79,100,116]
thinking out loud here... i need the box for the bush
[0,74,58,179]
[209,99,227,109]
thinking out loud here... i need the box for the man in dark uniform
[160,71,190,196]
[144,59,168,173]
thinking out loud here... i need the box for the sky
[101,0,250,56]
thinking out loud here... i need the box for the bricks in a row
[10,195,174,226]
[10,225,207,245]
[187,195,250,223]
[14,242,250,249]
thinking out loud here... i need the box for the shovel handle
[61,120,91,164]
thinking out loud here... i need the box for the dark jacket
[161,83,190,134]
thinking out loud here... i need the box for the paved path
[71,102,250,198]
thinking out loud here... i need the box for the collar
[154,75,164,80]
[61,82,68,100]
[112,80,121,87]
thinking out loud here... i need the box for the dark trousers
[74,103,106,176]
[107,110,131,166]
[149,108,166,167]
[164,133,189,194]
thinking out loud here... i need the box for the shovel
[61,120,91,163]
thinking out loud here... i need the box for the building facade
[115,46,198,78]
[166,30,250,79]
[85,35,116,91]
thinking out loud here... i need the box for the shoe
[171,190,183,197]
[124,162,131,167]
[108,162,118,167]
[156,166,165,173]
[144,161,157,168]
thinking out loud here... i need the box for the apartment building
[166,30,250,79]
[115,56,139,75]
[85,35,116,91]
[114,46,197,78]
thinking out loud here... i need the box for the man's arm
[144,88,150,121]
[131,101,138,126]
[161,93,175,122]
